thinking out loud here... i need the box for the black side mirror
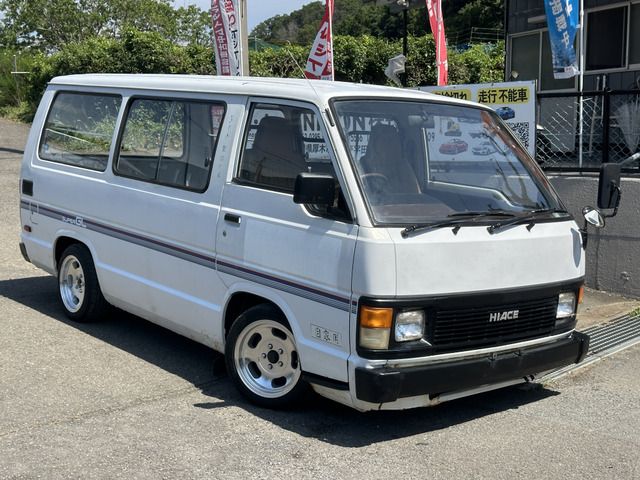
[293,173,335,206]
[597,163,621,211]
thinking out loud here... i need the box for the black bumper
[355,332,590,404]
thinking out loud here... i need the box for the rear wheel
[57,244,108,322]
[225,304,307,408]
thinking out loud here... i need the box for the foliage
[19,29,215,120]
[2,29,504,122]
[250,0,503,46]
[0,50,44,120]
[248,44,309,78]
[448,42,506,85]
[0,0,211,51]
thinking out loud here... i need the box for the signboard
[418,81,537,156]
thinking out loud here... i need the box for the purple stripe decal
[25,199,353,309]
[217,259,351,305]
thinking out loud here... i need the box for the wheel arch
[222,284,297,342]
[52,230,98,273]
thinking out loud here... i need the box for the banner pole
[578,0,584,168]
[240,0,249,75]
[328,0,334,81]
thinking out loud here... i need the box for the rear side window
[39,92,121,171]
[115,98,225,192]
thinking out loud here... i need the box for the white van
[19,74,618,411]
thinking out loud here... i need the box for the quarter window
[115,98,225,192]
[39,92,121,171]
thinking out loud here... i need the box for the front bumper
[355,331,590,404]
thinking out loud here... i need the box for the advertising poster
[418,81,537,157]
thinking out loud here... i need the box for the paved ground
[1,118,639,479]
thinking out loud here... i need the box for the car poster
[417,81,536,157]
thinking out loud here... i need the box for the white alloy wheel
[59,254,85,313]
[233,319,301,399]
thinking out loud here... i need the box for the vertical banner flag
[304,0,334,80]
[426,0,448,86]
[543,0,579,78]
[211,0,245,76]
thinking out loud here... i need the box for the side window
[238,103,337,192]
[115,98,225,192]
[39,92,121,171]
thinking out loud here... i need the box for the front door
[216,99,358,383]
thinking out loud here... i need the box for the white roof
[49,74,480,108]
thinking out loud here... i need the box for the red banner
[211,0,244,76]
[304,0,334,81]
[426,0,448,86]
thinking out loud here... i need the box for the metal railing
[537,89,640,172]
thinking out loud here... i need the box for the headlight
[395,310,425,342]
[556,292,576,319]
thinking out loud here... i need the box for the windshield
[332,99,564,225]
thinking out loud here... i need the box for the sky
[175,1,319,32]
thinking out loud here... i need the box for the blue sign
[544,0,579,79]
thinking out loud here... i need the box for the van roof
[49,74,476,107]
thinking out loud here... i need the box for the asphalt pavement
[1,118,638,479]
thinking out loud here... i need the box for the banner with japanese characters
[418,81,537,156]
[304,0,334,80]
[425,0,448,86]
[211,0,244,76]
[544,0,579,79]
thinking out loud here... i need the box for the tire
[225,304,308,408]
[57,244,108,322]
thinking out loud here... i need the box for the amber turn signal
[577,285,584,304]
[359,306,393,329]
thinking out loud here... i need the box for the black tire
[57,244,109,322]
[225,304,308,408]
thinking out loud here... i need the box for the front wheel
[225,304,307,408]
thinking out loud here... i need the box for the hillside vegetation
[0,0,504,121]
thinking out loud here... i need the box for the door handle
[224,213,241,224]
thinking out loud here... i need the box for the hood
[391,220,584,296]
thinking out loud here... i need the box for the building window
[630,3,640,65]
[586,7,627,71]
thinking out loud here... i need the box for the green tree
[250,0,503,45]
[0,0,211,51]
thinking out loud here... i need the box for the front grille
[430,296,559,350]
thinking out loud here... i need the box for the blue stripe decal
[23,199,354,312]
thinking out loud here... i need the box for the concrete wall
[550,175,640,298]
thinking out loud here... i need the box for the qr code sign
[506,122,530,149]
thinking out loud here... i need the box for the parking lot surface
[1,118,639,479]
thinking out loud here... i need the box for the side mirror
[597,163,621,210]
[582,206,605,228]
[293,173,335,206]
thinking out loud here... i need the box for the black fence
[536,89,640,173]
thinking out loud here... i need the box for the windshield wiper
[401,211,516,238]
[487,208,569,234]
